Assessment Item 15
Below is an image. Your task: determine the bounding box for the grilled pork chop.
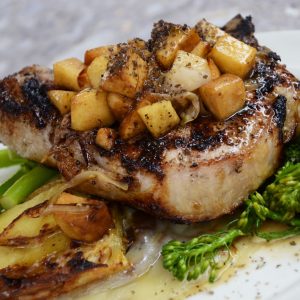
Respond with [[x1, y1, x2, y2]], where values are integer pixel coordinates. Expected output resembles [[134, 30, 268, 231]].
[[0, 15, 299, 222]]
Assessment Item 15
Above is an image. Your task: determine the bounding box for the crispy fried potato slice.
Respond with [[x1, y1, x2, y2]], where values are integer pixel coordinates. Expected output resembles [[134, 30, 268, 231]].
[[0, 191, 128, 299]]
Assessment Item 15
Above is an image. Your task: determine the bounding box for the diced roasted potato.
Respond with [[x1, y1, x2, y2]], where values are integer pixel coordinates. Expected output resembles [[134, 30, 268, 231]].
[[128, 38, 147, 49], [155, 27, 200, 69], [191, 40, 211, 58], [78, 68, 91, 89], [71, 89, 115, 131], [179, 28, 201, 52], [199, 74, 246, 120], [207, 58, 221, 80], [84, 45, 117, 65], [137, 100, 180, 137], [209, 35, 257, 78], [107, 93, 133, 121], [53, 58, 85, 91], [101, 48, 148, 98], [96, 128, 117, 150], [47, 90, 76, 114], [165, 50, 211, 91], [119, 100, 151, 140], [195, 19, 226, 45], [87, 55, 110, 89], [128, 38, 151, 59], [53, 193, 113, 242]]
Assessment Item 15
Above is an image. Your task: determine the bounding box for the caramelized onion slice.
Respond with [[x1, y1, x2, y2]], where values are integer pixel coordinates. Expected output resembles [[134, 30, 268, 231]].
[[50, 192, 114, 242]]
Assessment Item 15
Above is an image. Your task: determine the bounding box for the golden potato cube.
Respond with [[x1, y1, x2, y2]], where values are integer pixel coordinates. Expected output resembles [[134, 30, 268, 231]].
[[101, 49, 148, 98], [199, 74, 246, 120], [95, 128, 117, 150], [155, 27, 200, 69], [179, 28, 201, 52], [128, 38, 151, 59], [209, 35, 257, 78], [207, 58, 221, 80], [47, 90, 76, 115], [84, 45, 117, 65], [53, 58, 85, 91], [119, 111, 146, 140], [71, 89, 115, 131], [191, 40, 211, 58], [165, 50, 211, 91], [118, 100, 151, 140], [137, 100, 180, 137], [78, 68, 91, 89], [87, 55, 110, 89], [107, 93, 133, 121]]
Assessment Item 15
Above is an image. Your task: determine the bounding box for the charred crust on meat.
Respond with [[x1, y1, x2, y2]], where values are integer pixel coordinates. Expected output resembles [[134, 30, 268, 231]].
[[272, 95, 287, 142], [0, 67, 59, 129], [268, 51, 281, 62], [250, 60, 281, 99], [21, 77, 57, 128]]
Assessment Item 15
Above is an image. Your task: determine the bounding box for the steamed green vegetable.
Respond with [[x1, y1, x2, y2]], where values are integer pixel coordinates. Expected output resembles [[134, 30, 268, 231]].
[[0, 165, 31, 196], [162, 138, 300, 282], [0, 149, 58, 210], [0, 166, 57, 209], [0, 149, 26, 168]]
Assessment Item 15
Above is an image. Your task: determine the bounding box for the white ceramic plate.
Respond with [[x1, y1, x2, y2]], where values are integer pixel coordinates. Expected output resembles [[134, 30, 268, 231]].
[[0, 31, 300, 300]]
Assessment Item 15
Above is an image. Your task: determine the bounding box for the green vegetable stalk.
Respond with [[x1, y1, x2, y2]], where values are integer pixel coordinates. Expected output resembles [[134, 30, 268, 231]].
[[0, 149, 26, 168], [0, 148, 58, 210], [0, 166, 57, 209], [162, 138, 300, 282]]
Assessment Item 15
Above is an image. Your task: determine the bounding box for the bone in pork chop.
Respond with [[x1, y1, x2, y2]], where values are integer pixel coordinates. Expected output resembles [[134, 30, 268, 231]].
[[0, 15, 299, 222]]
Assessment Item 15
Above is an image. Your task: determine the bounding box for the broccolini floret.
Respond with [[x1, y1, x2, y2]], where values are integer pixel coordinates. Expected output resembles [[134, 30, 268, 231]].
[[162, 138, 300, 282]]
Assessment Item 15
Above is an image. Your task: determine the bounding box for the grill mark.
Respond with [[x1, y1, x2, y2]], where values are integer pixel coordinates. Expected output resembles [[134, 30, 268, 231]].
[[66, 251, 100, 273], [21, 77, 58, 128], [0, 72, 59, 129], [250, 60, 281, 99]]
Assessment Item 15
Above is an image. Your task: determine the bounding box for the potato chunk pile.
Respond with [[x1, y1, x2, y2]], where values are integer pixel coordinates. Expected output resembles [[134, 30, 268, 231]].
[[49, 20, 257, 148]]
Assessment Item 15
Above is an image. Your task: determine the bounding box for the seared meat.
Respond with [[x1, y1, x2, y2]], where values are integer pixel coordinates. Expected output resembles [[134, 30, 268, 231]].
[[0, 16, 299, 223]]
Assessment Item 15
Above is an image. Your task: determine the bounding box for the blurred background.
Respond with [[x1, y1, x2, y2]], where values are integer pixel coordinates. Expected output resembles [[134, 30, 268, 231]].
[[0, 0, 299, 77]]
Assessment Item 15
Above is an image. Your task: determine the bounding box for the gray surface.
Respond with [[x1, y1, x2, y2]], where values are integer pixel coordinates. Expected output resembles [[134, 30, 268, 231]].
[[0, 0, 299, 77]]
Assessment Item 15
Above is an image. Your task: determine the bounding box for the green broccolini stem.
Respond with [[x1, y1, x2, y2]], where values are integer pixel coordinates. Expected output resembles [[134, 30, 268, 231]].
[[0, 166, 57, 209], [0, 149, 26, 168], [162, 137, 300, 283], [257, 227, 300, 241], [0, 165, 31, 196]]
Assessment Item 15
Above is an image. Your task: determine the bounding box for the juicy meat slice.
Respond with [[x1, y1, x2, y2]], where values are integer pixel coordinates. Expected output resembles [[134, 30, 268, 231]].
[[0, 17, 299, 223]]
